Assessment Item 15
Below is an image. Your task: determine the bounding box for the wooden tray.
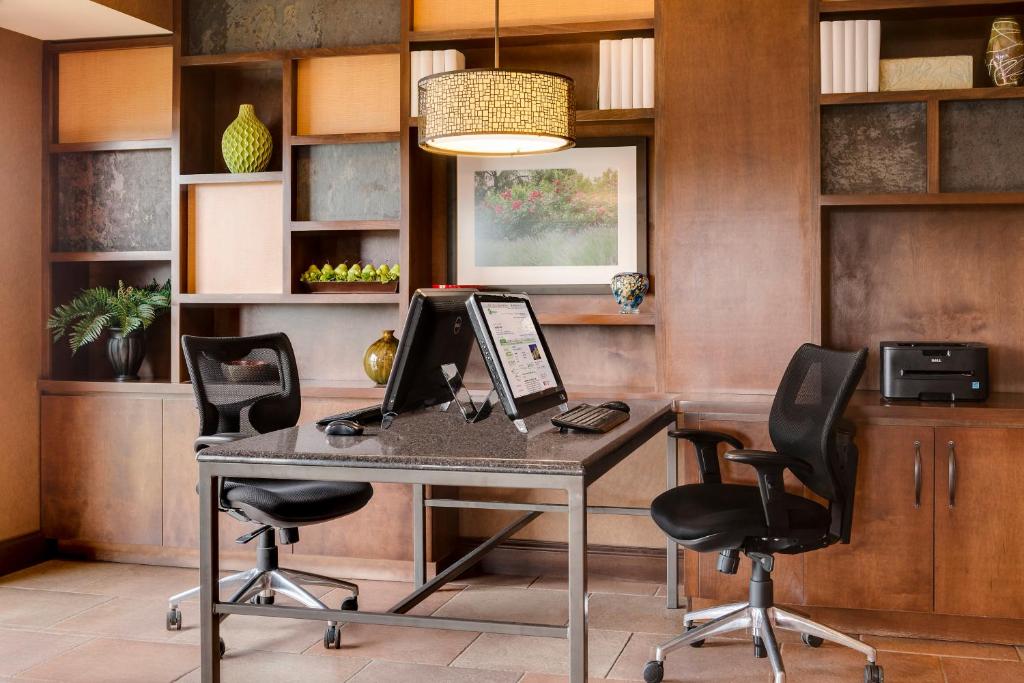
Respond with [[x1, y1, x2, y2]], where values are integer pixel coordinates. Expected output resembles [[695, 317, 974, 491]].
[[303, 280, 399, 293]]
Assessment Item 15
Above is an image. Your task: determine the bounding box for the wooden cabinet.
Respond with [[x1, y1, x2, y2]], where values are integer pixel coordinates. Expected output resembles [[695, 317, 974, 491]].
[[934, 427, 1024, 619], [41, 395, 163, 545], [804, 425, 934, 612]]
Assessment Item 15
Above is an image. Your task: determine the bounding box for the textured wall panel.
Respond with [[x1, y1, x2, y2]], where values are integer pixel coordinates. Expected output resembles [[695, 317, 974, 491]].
[[941, 99, 1024, 192], [187, 0, 400, 55], [294, 143, 400, 221], [413, 0, 653, 31], [296, 54, 401, 135], [55, 150, 171, 252], [821, 103, 927, 194]]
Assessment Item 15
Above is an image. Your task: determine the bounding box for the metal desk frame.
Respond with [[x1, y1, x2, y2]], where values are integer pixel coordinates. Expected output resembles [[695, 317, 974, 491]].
[[197, 418, 675, 683]]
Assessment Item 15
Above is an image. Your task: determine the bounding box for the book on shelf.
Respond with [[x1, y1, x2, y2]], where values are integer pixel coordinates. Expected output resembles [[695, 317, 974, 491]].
[[599, 37, 655, 110], [410, 49, 466, 117], [821, 19, 879, 94]]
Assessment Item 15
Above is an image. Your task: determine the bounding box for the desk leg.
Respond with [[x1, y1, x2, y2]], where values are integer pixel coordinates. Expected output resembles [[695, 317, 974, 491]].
[[199, 466, 221, 683], [412, 484, 426, 588], [666, 434, 680, 610], [567, 480, 588, 683]]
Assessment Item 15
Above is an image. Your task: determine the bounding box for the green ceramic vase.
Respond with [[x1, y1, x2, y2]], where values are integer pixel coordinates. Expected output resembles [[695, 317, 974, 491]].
[[363, 329, 399, 386], [221, 104, 273, 173]]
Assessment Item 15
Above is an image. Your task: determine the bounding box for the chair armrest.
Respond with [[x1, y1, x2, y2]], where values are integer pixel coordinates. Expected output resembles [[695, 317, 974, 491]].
[[724, 449, 808, 533], [668, 429, 745, 484], [194, 434, 247, 453]]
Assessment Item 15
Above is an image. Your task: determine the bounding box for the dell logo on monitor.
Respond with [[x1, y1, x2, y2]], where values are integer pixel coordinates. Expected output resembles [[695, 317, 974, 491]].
[[453, 316, 463, 335]]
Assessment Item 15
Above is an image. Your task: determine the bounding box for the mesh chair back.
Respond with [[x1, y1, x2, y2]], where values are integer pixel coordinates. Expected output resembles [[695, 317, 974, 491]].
[[181, 333, 301, 437], [768, 343, 867, 502]]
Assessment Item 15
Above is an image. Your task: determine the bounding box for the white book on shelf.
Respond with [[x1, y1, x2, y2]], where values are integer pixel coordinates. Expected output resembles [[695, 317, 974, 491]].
[[843, 21, 856, 92], [832, 20, 845, 93], [610, 40, 622, 109], [599, 40, 612, 109], [642, 37, 654, 108], [632, 38, 643, 110], [855, 20, 869, 92], [416, 51, 433, 116], [820, 22, 833, 94], [443, 49, 463, 72], [411, 50, 423, 117], [868, 20, 881, 92], [431, 50, 445, 76], [620, 38, 633, 108]]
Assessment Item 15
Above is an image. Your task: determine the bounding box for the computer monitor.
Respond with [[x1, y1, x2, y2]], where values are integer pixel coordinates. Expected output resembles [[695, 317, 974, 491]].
[[464, 292, 568, 423], [382, 288, 477, 417]]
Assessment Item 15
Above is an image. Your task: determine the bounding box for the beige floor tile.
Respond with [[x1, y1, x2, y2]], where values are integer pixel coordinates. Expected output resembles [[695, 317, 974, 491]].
[[785, 646, 943, 682], [16, 637, 198, 683], [607, 632, 768, 683], [653, 585, 685, 599], [0, 561, 199, 601], [0, 628, 91, 677], [519, 674, 638, 683], [451, 573, 538, 589], [347, 660, 522, 682], [531, 575, 660, 596], [175, 649, 369, 683], [305, 624, 481, 666], [861, 634, 1019, 661], [0, 587, 111, 629], [942, 657, 1024, 683], [49, 597, 188, 642], [587, 593, 683, 636], [432, 587, 568, 626], [172, 615, 324, 654], [320, 578, 463, 616], [451, 629, 630, 677]]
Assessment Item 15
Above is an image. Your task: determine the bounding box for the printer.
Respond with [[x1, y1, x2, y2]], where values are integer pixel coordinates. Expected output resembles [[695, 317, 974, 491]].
[[880, 342, 989, 402]]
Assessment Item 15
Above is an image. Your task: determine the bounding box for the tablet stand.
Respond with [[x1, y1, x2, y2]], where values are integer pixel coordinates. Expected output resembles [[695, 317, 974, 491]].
[[440, 364, 501, 426]]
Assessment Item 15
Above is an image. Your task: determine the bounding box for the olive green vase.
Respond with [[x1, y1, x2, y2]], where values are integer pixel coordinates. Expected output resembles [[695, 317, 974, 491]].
[[363, 330, 399, 386], [221, 104, 273, 173]]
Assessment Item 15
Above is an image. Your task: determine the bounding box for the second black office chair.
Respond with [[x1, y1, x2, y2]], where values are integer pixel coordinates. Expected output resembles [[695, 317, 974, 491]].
[[643, 344, 879, 683], [165, 333, 373, 650]]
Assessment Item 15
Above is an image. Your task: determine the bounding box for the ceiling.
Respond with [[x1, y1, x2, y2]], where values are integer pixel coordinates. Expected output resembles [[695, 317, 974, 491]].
[[0, 0, 169, 41]]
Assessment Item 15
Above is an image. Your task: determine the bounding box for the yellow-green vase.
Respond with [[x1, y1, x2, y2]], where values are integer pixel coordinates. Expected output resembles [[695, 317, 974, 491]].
[[363, 330, 399, 386], [221, 104, 272, 173]]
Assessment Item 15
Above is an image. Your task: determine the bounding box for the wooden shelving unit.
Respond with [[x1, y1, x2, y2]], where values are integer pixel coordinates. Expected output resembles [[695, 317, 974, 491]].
[[408, 18, 653, 47], [177, 293, 403, 305], [49, 139, 172, 153], [48, 251, 172, 262], [289, 220, 401, 232], [537, 313, 656, 326], [821, 86, 1024, 106], [819, 0, 1019, 14], [290, 132, 400, 146], [177, 172, 284, 185], [821, 192, 1024, 206]]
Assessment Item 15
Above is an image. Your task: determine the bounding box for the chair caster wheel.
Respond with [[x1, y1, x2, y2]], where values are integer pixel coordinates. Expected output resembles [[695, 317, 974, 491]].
[[864, 663, 884, 683], [341, 596, 358, 611], [642, 660, 664, 683], [252, 594, 275, 605], [685, 623, 705, 648], [324, 624, 342, 649], [166, 608, 181, 631], [802, 633, 824, 648], [753, 635, 766, 658], [219, 638, 226, 657]]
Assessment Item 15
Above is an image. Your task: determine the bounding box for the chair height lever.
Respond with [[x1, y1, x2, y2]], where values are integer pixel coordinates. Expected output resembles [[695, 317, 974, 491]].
[[235, 525, 273, 544]]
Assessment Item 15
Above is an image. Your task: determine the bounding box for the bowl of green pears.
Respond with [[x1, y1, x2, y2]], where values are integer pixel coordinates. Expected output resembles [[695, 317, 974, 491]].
[[300, 262, 400, 293]]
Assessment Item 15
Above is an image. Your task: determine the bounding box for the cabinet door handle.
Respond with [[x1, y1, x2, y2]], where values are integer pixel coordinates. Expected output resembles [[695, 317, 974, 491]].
[[947, 440, 957, 509], [913, 440, 922, 508]]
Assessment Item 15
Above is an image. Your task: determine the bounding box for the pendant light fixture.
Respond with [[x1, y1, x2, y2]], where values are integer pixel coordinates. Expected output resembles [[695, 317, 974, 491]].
[[417, 0, 576, 156]]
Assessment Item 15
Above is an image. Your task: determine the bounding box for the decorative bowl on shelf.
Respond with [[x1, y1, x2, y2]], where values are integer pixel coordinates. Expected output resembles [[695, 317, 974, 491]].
[[221, 359, 278, 383], [303, 280, 399, 294], [611, 272, 650, 314]]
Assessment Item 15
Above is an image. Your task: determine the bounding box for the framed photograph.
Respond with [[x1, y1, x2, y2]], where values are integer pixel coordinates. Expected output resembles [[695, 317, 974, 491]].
[[450, 137, 647, 293]]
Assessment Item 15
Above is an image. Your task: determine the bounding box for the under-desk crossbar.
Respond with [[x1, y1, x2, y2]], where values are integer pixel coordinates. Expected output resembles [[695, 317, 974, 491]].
[[425, 498, 650, 516]]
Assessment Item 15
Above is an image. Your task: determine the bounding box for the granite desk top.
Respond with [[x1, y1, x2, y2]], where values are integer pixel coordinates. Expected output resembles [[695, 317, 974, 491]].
[[198, 399, 675, 476]]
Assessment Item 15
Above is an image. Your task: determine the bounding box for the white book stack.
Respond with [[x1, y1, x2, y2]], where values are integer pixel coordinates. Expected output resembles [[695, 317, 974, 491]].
[[820, 20, 880, 94], [410, 49, 466, 117], [599, 37, 654, 109]]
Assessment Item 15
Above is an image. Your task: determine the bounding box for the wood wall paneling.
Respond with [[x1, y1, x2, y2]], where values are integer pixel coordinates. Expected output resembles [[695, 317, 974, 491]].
[[57, 47, 172, 143], [656, 0, 815, 394], [940, 99, 1024, 192], [821, 103, 927, 194], [94, 0, 174, 31], [0, 27, 41, 543], [187, 182, 284, 294], [412, 0, 654, 31], [293, 143, 401, 221], [296, 55, 401, 135]]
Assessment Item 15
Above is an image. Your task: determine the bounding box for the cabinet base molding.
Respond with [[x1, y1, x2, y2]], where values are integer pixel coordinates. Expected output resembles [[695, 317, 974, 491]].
[[0, 533, 51, 577]]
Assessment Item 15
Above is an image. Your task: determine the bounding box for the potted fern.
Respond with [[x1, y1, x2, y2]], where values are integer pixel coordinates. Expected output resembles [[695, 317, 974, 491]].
[[47, 279, 171, 381]]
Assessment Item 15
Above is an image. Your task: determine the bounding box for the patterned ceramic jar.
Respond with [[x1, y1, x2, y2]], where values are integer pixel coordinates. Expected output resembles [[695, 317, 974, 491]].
[[610, 272, 650, 314], [987, 17, 1024, 87], [363, 329, 399, 385]]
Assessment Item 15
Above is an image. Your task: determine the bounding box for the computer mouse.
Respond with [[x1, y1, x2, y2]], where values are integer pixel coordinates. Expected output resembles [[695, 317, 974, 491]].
[[600, 401, 630, 414], [325, 419, 364, 436]]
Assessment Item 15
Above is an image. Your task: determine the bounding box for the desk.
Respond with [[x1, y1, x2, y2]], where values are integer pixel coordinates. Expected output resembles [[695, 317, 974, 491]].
[[196, 399, 674, 683]]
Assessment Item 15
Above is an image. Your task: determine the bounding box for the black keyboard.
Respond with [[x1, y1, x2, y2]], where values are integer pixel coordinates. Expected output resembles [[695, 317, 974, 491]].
[[317, 403, 384, 427], [551, 404, 629, 434]]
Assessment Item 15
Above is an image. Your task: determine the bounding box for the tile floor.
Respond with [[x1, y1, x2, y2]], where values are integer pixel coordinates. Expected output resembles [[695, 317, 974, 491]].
[[0, 560, 1021, 681]]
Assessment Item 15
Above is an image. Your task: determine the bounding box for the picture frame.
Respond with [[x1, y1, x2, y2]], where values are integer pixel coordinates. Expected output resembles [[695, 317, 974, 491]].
[[448, 137, 648, 294]]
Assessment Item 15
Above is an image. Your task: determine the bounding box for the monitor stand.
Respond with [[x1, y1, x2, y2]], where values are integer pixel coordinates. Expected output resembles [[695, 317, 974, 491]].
[[440, 364, 500, 426]]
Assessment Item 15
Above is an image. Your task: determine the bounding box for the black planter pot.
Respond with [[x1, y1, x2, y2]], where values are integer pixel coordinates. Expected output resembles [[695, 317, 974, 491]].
[[107, 328, 146, 381]]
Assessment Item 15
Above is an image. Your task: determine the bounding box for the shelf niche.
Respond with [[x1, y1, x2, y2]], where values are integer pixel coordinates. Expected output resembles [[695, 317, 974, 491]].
[[940, 99, 1024, 193], [296, 54, 401, 136], [289, 231, 399, 294], [293, 143, 401, 222], [412, 0, 653, 32]]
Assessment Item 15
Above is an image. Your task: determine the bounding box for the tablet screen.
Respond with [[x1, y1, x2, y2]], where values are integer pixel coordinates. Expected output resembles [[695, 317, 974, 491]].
[[479, 301, 558, 399]]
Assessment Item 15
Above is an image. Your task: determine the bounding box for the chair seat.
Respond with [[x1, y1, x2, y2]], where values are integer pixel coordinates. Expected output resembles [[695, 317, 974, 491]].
[[650, 483, 829, 553], [223, 479, 373, 527]]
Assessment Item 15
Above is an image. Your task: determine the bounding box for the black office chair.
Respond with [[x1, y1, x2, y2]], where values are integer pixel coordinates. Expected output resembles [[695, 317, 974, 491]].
[[165, 333, 373, 650], [643, 344, 880, 683]]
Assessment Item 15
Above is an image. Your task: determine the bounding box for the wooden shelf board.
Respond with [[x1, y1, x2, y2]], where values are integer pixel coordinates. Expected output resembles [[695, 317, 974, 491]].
[[177, 293, 403, 305], [409, 18, 654, 47], [289, 220, 401, 232], [290, 132, 400, 146], [821, 192, 1024, 206], [819, 0, 1022, 15], [180, 44, 401, 68], [49, 250, 172, 263], [39, 379, 189, 395], [821, 87, 1024, 106], [177, 172, 284, 185], [537, 312, 656, 326], [49, 139, 172, 154], [409, 108, 654, 128]]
